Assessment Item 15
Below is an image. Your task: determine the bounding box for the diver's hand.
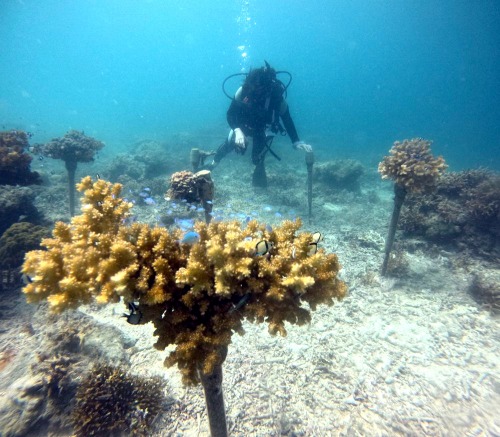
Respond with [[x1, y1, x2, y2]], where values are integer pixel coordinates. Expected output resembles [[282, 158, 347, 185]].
[[293, 141, 313, 153], [233, 128, 246, 151]]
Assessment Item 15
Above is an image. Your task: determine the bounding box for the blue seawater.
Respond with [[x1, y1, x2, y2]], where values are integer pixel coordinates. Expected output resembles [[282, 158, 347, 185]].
[[0, 0, 498, 169]]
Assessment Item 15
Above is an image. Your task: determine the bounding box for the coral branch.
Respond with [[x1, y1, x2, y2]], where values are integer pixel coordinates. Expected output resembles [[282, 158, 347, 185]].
[[23, 177, 346, 385], [378, 138, 447, 193]]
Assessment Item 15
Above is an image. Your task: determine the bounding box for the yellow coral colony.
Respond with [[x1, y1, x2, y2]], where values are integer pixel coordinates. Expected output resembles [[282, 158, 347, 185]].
[[23, 177, 347, 385], [378, 138, 447, 192]]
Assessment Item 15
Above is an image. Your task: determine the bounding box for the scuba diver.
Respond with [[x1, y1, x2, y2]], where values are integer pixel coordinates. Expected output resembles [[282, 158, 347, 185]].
[[209, 61, 313, 187]]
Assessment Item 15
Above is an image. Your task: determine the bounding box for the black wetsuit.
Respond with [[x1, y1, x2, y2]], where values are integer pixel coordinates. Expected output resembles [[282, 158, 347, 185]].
[[214, 83, 301, 167]]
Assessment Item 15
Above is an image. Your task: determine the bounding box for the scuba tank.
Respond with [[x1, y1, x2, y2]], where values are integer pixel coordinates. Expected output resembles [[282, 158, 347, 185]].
[[222, 61, 292, 101]]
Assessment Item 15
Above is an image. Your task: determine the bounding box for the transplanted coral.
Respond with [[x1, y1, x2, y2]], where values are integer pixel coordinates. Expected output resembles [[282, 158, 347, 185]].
[[36, 130, 104, 164], [0, 130, 41, 185], [34, 130, 104, 216], [378, 138, 447, 192], [379, 138, 448, 275], [167, 170, 214, 204], [23, 176, 346, 385], [167, 170, 215, 221]]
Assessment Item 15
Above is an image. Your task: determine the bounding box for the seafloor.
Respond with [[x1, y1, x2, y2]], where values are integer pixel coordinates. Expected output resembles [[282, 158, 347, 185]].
[[0, 134, 499, 436]]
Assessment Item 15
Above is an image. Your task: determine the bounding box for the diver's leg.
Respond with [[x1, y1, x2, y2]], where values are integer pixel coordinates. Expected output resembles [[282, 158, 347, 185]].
[[251, 130, 267, 188], [209, 130, 236, 169]]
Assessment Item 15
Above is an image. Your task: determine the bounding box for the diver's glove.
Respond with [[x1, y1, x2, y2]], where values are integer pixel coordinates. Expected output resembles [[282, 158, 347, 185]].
[[293, 141, 313, 153], [233, 128, 246, 152]]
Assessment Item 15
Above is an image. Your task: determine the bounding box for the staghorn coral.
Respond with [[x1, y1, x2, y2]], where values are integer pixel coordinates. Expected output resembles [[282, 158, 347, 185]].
[[72, 363, 166, 437], [465, 174, 500, 223], [378, 138, 447, 193], [400, 169, 500, 256], [0, 130, 41, 186], [23, 176, 346, 385], [34, 130, 104, 216], [437, 168, 491, 197]]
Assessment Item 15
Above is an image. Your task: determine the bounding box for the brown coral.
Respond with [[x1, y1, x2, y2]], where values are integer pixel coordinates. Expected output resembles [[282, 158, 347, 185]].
[[35, 130, 104, 164], [400, 169, 500, 256], [378, 138, 447, 192], [167, 170, 215, 221], [0, 130, 41, 186], [72, 363, 166, 437], [23, 176, 346, 385], [33, 130, 105, 216], [167, 170, 214, 203], [0, 222, 50, 269]]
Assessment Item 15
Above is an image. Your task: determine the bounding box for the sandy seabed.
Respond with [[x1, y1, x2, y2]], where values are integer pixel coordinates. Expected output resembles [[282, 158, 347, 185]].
[[0, 156, 498, 437]]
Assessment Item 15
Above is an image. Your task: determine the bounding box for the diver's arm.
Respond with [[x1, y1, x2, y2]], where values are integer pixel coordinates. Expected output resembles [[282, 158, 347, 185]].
[[226, 87, 243, 130], [280, 99, 313, 152], [226, 87, 246, 149], [279, 100, 300, 144]]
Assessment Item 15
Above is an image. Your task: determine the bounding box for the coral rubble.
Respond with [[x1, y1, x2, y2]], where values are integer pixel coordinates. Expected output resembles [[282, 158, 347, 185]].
[[0, 353, 80, 436], [378, 138, 447, 193], [23, 176, 346, 385], [0, 130, 41, 186]]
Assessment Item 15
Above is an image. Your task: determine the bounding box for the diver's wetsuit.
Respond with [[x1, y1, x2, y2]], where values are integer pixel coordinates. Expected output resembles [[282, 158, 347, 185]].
[[213, 83, 301, 186]]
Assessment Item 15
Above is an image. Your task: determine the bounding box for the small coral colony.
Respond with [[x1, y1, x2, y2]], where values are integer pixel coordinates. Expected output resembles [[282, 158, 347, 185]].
[[1, 128, 499, 434]]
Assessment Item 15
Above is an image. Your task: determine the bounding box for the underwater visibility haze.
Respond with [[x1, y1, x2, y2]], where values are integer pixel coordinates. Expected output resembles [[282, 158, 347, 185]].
[[0, 1, 499, 436], [1, 0, 499, 168]]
